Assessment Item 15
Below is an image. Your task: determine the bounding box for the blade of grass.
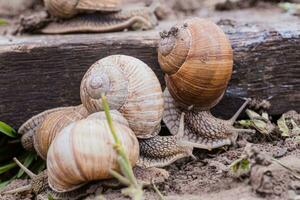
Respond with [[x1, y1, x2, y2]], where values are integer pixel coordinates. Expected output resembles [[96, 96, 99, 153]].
[[152, 181, 166, 200], [0, 175, 17, 190], [109, 169, 130, 186], [48, 194, 55, 200], [17, 153, 36, 178], [101, 94, 143, 199], [0, 180, 10, 190], [0, 162, 17, 175], [0, 121, 17, 138], [101, 95, 138, 186], [0, 18, 7, 26]]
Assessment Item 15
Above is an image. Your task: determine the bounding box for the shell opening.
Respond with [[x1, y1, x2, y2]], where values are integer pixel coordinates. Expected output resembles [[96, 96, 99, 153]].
[[86, 73, 110, 99]]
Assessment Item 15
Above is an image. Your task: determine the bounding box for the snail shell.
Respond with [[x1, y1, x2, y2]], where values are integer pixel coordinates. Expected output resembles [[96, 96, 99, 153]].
[[158, 17, 233, 110], [19, 106, 71, 151], [44, 0, 122, 18], [80, 55, 164, 138], [33, 105, 89, 159], [47, 110, 139, 192]]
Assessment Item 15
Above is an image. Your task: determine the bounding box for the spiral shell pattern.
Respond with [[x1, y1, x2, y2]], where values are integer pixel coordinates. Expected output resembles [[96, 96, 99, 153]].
[[44, 0, 122, 18], [44, 0, 79, 18], [158, 18, 233, 110], [47, 115, 139, 192], [34, 105, 89, 159], [80, 55, 164, 138]]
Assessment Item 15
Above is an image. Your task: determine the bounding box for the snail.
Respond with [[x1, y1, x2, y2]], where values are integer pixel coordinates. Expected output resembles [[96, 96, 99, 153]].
[[158, 18, 255, 150], [19, 105, 89, 159], [80, 55, 194, 167], [18, 55, 194, 169], [2, 111, 174, 199], [2, 158, 170, 200], [41, 2, 158, 34], [80, 55, 164, 139], [47, 110, 139, 192], [43, 0, 122, 19]]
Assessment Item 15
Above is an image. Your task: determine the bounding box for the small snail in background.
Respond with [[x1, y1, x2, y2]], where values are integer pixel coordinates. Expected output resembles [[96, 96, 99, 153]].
[[43, 0, 122, 18], [40, 0, 159, 34], [158, 18, 255, 150], [18, 105, 89, 159]]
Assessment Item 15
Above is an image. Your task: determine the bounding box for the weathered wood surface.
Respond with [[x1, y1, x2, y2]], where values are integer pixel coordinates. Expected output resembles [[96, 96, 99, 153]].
[[0, 16, 299, 128]]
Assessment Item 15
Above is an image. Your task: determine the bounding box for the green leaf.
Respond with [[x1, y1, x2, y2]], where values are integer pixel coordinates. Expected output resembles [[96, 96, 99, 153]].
[[0, 180, 10, 189], [0, 162, 17, 175], [0, 18, 7, 26], [152, 181, 166, 200], [0, 121, 17, 138], [238, 120, 252, 127], [252, 119, 268, 135], [277, 115, 290, 137], [48, 194, 55, 200], [17, 153, 36, 178], [229, 158, 250, 175], [0, 175, 18, 190], [291, 119, 300, 133], [261, 112, 269, 120], [245, 109, 261, 120]]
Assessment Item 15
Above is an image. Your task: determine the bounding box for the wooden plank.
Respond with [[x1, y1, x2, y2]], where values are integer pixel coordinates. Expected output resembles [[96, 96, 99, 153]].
[[0, 17, 299, 128]]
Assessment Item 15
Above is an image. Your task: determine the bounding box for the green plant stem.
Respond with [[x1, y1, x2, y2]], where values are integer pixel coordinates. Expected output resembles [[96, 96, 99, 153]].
[[101, 94, 142, 198], [109, 169, 130, 186], [152, 181, 166, 200], [0, 162, 17, 175]]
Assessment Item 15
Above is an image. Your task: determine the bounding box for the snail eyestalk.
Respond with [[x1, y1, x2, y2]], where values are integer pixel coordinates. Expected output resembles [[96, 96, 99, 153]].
[[228, 99, 251, 124], [13, 157, 36, 178], [101, 94, 143, 200]]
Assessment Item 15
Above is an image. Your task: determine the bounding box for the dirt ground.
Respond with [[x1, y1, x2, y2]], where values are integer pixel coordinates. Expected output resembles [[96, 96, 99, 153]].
[[2, 128, 299, 200], [92, 137, 300, 200]]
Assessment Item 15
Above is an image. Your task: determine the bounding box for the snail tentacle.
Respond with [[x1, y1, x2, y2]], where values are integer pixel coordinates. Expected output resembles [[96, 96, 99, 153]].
[[163, 88, 255, 150], [2, 158, 48, 196], [13, 158, 36, 178], [228, 98, 251, 124], [137, 112, 194, 168]]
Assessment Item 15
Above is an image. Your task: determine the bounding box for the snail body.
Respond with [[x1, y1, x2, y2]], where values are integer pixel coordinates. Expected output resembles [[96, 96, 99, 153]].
[[159, 18, 255, 149], [41, 4, 158, 34], [80, 55, 164, 139], [44, 0, 122, 18]]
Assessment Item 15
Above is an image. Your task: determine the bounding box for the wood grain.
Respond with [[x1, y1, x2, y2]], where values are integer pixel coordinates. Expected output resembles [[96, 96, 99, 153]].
[[0, 18, 299, 128]]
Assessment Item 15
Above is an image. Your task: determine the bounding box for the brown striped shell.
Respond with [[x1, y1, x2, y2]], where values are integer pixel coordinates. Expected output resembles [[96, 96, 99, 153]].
[[158, 17, 233, 110], [43, 0, 122, 18], [18, 106, 86, 152], [80, 55, 164, 139], [33, 105, 89, 159], [47, 111, 139, 192]]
